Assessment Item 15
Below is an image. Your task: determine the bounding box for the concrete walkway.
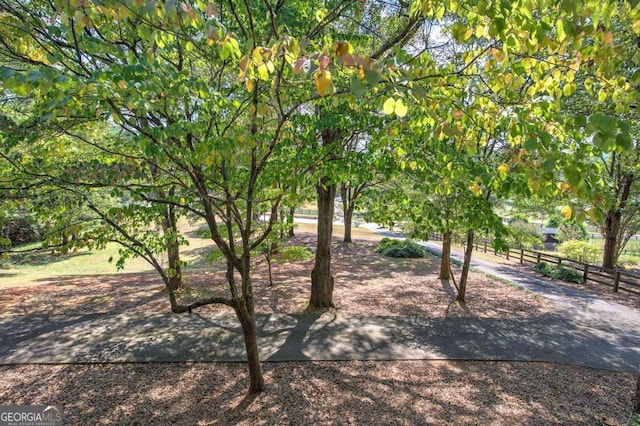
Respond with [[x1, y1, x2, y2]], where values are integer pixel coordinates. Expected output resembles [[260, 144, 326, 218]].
[[1, 309, 638, 372], [0, 229, 638, 373]]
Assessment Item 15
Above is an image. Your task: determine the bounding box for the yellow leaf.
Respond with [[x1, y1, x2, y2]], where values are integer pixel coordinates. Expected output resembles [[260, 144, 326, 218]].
[[498, 164, 509, 175], [245, 79, 254, 93], [561, 205, 573, 219], [1, 253, 8, 260], [394, 99, 408, 118], [257, 63, 269, 80], [383, 98, 396, 115], [313, 70, 332, 97], [252, 47, 263, 64], [469, 182, 483, 196], [333, 41, 351, 58]]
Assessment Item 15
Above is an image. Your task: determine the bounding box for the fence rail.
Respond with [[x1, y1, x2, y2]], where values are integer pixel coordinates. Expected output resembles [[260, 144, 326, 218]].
[[428, 234, 640, 295]]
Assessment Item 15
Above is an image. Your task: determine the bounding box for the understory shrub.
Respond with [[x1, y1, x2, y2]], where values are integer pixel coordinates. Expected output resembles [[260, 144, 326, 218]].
[[0, 216, 41, 245], [275, 246, 314, 262], [533, 262, 583, 283], [533, 261, 550, 274], [375, 238, 425, 258]]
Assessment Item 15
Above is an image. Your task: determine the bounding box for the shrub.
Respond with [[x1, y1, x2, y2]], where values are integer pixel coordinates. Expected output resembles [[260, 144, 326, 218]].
[[275, 246, 314, 262], [375, 238, 425, 258], [548, 266, 583, 283], [533, 262, 583, 283], [533, 262, 550, 274], [0, 216, 41, 245], [617, 255, 640, 269], [558, 240, 599, 263]]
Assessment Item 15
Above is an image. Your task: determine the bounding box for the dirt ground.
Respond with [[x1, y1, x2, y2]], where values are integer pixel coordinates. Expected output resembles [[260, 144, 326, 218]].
[[0, 233, 637, 425]]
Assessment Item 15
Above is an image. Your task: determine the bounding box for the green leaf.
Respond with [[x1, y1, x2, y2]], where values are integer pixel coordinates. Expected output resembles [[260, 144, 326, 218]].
[[589, 112, 616, 134], [615, 133, 632, 151], [562, 83, 576, 97], [349, 76, 367, 97], [556, 19, 566, 42], [365, 69, 380, 87]]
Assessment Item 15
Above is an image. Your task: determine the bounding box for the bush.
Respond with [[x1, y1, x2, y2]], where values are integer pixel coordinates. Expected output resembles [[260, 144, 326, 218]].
[[548, 266, 583, 283], [375, 238, 425, 258], [618, 254, 640, 269], [558, 240, 599, 263], [533, 262, 550, 274], [533, 262, 583, 283], [275, 246, 314, 262], [0, 216, 41, 245]]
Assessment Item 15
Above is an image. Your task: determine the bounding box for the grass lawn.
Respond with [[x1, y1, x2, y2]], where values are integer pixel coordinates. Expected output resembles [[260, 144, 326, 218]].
[[0, 220, 384, 290]]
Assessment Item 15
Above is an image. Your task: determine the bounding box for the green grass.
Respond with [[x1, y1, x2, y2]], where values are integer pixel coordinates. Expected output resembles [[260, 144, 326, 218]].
[[0, 243, 157, 288], [584, 237, 640, 255]]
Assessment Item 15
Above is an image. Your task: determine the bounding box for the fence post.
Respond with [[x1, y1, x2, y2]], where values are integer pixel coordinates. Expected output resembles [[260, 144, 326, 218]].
[[583, 264, 589, 282], [484, 242, 487, 253], [506, 249, 510, 260], [536, 252, 541, 263], [520, 249, 524, 264], [613, 270, 620, 293], [557, 257, 562, 266]]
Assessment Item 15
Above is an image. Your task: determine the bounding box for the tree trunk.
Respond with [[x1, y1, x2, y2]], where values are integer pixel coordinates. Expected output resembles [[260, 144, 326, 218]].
[[343, 206, 354, 244], [602, 208, 620, 269], [232, 258, 265, 393], [288, 206, 295, 237], [266, 252, 273, 286], [341, 184, 353, 244], [602, 174, 633, 269], [310, 179, 336, 308], [457, 229, 475, 302], [439, 230, 452, 280], [236, 298, 265, 393], [161, 204, 182, 291]]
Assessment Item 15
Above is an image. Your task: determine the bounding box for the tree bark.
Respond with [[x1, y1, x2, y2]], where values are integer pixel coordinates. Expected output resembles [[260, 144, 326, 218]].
[[231, 258, 265, 393], [236, 297, 265, 393], [343, 206, 354, 244], [341, 184, 353, 244], [310, 178, 336, 308], [602, 174, 633, 269], [457, 229, 475, 302], [288, 206, 295, 237], [161, 203, 182, 291], [439, 230, 452, 280], [602, 209, 621, 269]]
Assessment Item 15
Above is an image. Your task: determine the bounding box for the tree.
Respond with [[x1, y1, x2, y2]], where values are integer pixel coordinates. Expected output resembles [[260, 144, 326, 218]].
[[304, 0, 422, 308], [0, 0, 413, 393]]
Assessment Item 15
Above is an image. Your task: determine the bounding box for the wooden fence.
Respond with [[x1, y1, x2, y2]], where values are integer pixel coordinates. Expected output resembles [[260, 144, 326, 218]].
[[428, 234, 640, 295]]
